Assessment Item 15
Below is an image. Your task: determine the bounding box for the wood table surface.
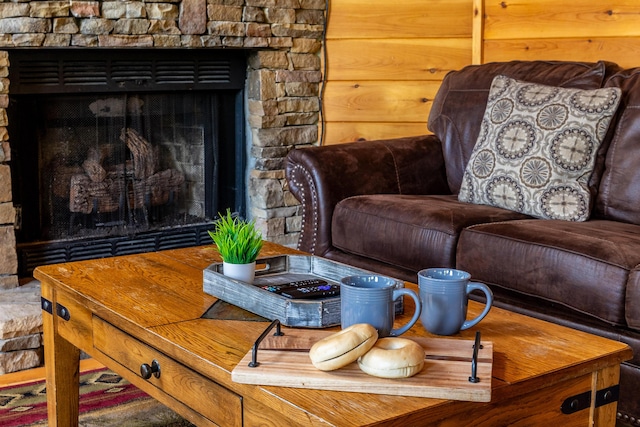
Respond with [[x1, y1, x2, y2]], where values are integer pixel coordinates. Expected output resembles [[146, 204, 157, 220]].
[[34, 241, 632, 426]]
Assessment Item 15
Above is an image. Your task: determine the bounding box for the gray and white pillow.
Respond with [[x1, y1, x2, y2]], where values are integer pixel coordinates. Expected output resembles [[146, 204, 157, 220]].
[[458, 75, 621, 221]]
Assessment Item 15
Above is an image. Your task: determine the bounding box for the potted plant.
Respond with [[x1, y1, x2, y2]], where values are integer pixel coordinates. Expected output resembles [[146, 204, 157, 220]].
[[208, 209, 263, 283]]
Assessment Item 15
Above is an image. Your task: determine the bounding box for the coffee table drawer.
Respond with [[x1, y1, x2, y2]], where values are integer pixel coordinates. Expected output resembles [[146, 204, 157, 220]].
[[93, 317, 241, 427]]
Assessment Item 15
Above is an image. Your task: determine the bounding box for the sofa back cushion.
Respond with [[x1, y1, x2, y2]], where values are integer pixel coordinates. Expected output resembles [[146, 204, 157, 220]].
[[596, 68, 640, 225], [428, 60, 619, 194]]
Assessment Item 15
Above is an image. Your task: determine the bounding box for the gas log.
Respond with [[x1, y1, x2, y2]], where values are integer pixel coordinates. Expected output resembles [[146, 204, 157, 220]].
[[69, 128, 184, 215]]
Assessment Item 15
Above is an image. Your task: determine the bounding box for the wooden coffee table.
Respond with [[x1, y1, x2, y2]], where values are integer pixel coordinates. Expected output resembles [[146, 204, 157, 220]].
[[35, 242, 632, 426]]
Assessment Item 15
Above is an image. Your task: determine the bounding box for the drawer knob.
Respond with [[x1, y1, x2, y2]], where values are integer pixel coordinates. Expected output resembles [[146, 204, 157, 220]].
[[140, 359, 161, 379]]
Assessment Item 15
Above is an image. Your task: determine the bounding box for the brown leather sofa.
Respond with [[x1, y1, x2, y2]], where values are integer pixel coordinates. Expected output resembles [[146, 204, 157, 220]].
[[285, 60, 640, 426]]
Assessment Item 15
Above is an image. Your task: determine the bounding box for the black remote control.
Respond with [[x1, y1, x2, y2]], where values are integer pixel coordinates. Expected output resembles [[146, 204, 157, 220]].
[[280, 283, 340, 299], [261, 279, 329, 294]]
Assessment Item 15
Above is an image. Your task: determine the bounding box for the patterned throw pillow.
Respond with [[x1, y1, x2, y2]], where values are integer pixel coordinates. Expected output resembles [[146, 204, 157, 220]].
[[458, 75, 621, 221]]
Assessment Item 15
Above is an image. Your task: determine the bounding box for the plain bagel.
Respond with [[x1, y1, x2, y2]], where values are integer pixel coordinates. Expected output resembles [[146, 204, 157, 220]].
[[357, 337, 425, 379], [309, 323, 378, 371]]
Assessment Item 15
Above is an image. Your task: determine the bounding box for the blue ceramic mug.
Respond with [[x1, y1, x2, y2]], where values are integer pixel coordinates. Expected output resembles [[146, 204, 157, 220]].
[[340, 275, 422, 337], [418, 268, 493, 336]]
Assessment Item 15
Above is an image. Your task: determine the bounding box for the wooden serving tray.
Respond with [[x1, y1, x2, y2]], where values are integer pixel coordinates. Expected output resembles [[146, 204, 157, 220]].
[[232, 328, 493, 402]]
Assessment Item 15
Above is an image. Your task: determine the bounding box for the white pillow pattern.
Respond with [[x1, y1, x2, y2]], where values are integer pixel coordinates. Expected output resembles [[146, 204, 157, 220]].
[[458, 75, 621, 221]]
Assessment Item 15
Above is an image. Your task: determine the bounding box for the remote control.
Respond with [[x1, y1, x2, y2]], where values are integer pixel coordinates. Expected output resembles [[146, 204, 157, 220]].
[[280, 283, 340, 299], [261, 279, 329, 293]]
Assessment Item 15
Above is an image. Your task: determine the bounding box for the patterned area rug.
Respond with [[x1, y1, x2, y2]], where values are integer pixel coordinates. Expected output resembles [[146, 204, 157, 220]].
[[0, 367, 194, 427]]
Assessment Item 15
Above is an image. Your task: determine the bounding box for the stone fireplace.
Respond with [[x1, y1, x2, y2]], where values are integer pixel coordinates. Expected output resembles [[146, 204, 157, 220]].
[[0, 0, 325, 284], [0, 0, 324, 373]]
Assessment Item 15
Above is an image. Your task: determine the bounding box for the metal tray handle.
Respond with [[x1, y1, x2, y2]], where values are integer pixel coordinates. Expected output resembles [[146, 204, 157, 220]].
[[248, 319, 284, 367]]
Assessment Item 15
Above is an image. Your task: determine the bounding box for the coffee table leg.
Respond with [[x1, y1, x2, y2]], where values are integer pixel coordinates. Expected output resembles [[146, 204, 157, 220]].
[[42, 283, 81, 427], [591, 364, 622, 426]]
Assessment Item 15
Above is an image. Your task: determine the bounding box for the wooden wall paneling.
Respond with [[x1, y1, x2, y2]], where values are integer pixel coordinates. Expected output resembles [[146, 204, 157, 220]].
[[480, 0, 640, 67], [322, 0, 640, 145], [322, 0, 474, 143], [327, 0, 472, 39], [322, 80, 441, 123], [320, 74, 455, 144], [321, 80, 441, 144], [483, 38, 640, 68], [484, 0, 640, 40], [325, 39, 471, 81], [322, 123, 430, 145], [472, 0, 484, 64]]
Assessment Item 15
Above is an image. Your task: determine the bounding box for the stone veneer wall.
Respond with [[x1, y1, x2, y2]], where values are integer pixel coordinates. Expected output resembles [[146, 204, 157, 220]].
[[0, 0, 323, 289]]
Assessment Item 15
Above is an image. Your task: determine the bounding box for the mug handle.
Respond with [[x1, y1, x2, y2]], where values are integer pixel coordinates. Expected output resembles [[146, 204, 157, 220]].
[[390, 288, 422, 336], [461, 282, 493, 331]]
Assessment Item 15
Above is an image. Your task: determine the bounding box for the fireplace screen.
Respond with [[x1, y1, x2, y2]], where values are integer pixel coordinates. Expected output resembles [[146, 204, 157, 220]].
[[38, 92, 212, 239], [8, 49, 247, 274]]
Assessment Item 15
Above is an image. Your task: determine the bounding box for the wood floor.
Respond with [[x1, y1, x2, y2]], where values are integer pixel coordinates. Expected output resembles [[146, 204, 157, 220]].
[[0, 358, 104, 388]]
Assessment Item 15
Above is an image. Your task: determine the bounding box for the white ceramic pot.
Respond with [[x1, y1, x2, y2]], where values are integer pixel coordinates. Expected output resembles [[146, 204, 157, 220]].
[[223, 261, 256, 284]]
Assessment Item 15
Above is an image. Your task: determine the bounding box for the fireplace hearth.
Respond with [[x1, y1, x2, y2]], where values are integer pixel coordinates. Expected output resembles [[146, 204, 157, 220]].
[[9, 49, 248, 275]]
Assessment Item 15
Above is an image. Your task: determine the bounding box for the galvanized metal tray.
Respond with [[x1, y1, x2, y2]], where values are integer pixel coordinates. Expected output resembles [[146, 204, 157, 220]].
[[203, 255, 404, 328]]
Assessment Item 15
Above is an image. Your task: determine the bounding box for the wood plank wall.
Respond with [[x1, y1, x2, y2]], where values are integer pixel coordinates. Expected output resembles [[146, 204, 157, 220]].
[[322, 0, 640, 145], [322, 0, 473, 144], [479, 0, 640, 66]]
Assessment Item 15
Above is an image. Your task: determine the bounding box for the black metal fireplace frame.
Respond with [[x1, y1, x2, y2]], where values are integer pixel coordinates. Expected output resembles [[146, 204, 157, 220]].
[[8, 48, 248, 94]]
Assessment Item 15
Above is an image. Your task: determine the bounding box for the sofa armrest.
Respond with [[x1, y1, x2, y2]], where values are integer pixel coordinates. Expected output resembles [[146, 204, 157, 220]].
[[285, 134, 449, 255]]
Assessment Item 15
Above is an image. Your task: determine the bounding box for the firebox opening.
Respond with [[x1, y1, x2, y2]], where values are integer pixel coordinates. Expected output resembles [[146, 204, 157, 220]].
[[7, 49, 249, 276]]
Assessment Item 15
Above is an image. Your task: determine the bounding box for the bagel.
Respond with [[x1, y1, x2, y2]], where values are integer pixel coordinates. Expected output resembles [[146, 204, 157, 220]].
[[357, 337, 425, 379], [309, 323, 378, 371]]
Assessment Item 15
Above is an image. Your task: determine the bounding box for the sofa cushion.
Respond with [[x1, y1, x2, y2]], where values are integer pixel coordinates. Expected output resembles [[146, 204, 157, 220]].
[[627, 268, 640, 330], [457, 219, 640, 327], [596, 68, 640, 225], [427, 60, 621, 194], [331, 194, 529, 273], [459, 75, 621, 221]]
